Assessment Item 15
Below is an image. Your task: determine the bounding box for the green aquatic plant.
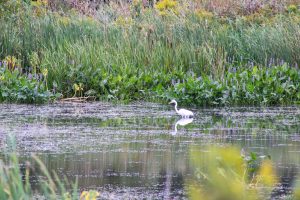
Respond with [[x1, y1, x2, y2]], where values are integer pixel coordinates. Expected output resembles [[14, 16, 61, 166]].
[[162, 65, 300, 106], [0, 66, 57, 103]]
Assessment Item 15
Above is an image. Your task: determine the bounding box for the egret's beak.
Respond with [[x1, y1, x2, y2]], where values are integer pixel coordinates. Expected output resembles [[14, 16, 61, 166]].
[[169, 101, 173, 104]]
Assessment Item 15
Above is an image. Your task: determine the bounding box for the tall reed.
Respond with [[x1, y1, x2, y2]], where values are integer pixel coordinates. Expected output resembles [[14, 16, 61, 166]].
[[0, 2, 299, 104]]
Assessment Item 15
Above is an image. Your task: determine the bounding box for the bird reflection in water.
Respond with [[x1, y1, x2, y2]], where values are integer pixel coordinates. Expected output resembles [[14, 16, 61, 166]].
[[171, 118, 194, 135]]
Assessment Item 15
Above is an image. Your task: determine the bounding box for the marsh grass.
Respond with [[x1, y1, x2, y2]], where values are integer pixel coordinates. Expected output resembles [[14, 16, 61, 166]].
[[0, 136, 99, 200], [0, 153, 78, 200], [0, 1, 299, 104]]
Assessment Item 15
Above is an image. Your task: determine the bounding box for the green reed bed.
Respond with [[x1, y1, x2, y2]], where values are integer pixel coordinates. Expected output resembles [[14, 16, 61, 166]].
[[0, 1, 299, 105]]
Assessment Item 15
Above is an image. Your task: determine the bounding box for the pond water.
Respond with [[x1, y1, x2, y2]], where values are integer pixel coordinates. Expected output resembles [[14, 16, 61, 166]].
[[0, 102, 300, 199]]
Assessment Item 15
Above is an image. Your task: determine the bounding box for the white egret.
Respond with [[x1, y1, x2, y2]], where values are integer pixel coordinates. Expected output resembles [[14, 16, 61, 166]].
[[169, 100, 194, 118]]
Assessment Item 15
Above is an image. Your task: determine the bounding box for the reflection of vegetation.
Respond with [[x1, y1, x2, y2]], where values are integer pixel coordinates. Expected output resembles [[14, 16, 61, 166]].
[[18, 107, 300, 135], [23, 116, 177, 129], [187, 146, 300, 200], [206, 112, 300, 135]]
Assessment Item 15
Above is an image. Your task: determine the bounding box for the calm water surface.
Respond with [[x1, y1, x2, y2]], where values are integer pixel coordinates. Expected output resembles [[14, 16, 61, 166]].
[[0, 102, 300, 199]]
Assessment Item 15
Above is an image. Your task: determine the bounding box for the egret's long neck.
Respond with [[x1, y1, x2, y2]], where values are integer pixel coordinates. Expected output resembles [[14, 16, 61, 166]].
[[174, 102, 179, 113]]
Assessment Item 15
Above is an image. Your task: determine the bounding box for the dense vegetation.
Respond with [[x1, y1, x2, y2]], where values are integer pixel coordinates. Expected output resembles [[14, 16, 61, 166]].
[[0, 0, 300, 105]]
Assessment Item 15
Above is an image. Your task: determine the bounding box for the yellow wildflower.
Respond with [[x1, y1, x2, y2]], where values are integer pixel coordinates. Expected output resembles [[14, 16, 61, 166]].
[[80, 190, 100, 200], [42, 68, 48, 77], [257, 160, 278, 187], [73, 83, 80, 93], [4, 56, 19, 71], [78, 83, 84, 92], [155, 0, 178, 16], [155, 0, 177, 11], [73, 83, 84, 97]]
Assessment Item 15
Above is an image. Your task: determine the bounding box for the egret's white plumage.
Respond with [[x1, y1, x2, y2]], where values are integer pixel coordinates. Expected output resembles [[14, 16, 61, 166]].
[[175, 118, 193, 131], [169, 100, 194, 118], [171, 118, 194, 135]]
